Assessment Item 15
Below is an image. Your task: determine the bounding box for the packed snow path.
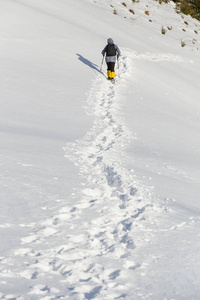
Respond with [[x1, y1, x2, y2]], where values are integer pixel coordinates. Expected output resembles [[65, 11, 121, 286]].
[[63, 51, 164, 298]]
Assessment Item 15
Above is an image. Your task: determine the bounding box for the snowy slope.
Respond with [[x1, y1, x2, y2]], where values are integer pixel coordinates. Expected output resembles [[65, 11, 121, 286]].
[[0, 0, 200, 299]]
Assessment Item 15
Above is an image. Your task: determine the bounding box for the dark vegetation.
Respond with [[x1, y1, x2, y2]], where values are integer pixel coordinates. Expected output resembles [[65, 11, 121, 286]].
[[159, 0, 200, 20], [176, 0, 200, 21]]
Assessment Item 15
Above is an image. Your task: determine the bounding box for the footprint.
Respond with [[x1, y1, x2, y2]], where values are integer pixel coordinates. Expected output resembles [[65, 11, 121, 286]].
[[109, 269, 121, 280], [84, 286, 102, 300]]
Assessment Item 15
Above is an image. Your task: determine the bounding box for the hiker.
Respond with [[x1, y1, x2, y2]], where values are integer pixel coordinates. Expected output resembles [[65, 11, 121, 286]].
[[101, 38, 121, 80]]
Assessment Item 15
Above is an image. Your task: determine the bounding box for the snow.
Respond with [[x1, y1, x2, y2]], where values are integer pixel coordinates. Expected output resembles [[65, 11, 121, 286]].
[[0, 0, 200, 299]]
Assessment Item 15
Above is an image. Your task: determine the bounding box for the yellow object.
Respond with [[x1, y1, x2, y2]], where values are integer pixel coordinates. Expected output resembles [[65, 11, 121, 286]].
[[111, 71, 115, 79], [107, 70, 111, 78]]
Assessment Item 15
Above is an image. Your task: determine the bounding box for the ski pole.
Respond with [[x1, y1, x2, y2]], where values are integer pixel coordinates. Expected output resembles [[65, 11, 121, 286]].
[[117, 57, 119, 69], [100, 55, 104, 72]]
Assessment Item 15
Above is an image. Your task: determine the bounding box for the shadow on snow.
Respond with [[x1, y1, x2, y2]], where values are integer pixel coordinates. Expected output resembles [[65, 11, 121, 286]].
[[76, 53, 102, 74]]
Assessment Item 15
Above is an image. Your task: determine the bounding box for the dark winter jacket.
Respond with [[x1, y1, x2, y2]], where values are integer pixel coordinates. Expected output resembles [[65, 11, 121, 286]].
[[101, 39, 121, 63]]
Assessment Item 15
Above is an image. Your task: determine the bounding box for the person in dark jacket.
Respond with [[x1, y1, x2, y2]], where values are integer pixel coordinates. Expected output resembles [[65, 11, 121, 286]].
[[101, 38, 121, 80]]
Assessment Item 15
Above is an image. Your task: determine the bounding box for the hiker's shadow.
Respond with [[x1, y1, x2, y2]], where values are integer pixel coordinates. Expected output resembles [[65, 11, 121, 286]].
[[76, 54, 102, 74]]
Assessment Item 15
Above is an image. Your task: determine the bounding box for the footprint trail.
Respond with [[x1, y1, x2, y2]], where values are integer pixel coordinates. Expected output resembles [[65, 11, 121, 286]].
[[62, 50, 161, 298]]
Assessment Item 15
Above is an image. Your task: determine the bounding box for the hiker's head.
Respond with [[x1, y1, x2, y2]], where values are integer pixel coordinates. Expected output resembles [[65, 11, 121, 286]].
[[107, 38, 114, 44]]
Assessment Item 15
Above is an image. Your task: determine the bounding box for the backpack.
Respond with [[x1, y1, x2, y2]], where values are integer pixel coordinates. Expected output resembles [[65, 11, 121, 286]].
[[106, 44, 116, 56]]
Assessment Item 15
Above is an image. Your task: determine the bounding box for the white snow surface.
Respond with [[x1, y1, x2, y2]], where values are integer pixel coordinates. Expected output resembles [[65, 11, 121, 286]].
[[1, 0, 200, 299]]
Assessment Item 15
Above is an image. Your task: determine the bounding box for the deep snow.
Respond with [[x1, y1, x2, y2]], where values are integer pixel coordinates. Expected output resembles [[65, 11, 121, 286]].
[[0, 0, 200, 299]]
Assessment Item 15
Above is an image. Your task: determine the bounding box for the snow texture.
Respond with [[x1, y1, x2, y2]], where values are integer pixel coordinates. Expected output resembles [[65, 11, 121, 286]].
[[0, 0, 200, 299]]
